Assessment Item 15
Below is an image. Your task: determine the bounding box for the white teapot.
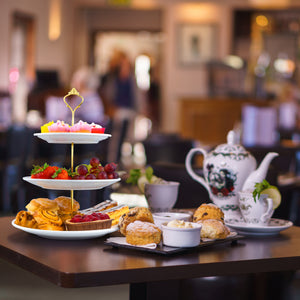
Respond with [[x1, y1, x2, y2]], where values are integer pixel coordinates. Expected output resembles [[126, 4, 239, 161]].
[[185, 131, 278, 220]]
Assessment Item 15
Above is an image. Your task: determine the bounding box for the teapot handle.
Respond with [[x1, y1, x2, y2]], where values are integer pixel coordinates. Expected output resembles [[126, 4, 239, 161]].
[[185, 148, 212, 198]]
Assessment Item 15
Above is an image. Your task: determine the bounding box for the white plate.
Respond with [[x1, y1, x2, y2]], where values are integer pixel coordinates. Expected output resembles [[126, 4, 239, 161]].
[[34, 132, 111, 144], [23, 176, 120, 190], [12, 219, 119, 240], [225, 218, 293, 236]]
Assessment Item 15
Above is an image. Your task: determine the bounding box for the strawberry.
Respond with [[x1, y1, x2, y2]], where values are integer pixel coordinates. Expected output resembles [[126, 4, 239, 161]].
[[43, 166, 59, 178], [31, 163, 49, 178], [52, 168, 70, 180]]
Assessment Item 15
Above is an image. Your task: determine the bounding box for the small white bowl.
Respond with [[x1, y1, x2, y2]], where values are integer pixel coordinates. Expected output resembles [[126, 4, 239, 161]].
[[153, 212, 192, 228], [161, 222, 202, 248]]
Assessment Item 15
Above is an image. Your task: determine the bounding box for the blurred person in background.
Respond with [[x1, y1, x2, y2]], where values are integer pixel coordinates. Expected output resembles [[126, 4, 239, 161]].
[[70, 66, 105, 125], [101, 50, 143, 162]]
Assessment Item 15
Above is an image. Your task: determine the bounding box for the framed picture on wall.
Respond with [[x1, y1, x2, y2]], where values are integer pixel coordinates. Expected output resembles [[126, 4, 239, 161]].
[[177, 23, 218, 66]]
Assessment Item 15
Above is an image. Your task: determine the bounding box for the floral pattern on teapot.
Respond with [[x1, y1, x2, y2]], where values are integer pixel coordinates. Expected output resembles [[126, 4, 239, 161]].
[[207, 164, 237, 197]]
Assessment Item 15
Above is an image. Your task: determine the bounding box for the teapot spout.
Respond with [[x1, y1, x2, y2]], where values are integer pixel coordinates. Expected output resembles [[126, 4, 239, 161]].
[[242, 152, 279, 191]]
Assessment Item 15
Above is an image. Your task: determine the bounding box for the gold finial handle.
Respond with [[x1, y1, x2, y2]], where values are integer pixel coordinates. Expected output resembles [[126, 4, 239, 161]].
[[63, 88, 84, 126]]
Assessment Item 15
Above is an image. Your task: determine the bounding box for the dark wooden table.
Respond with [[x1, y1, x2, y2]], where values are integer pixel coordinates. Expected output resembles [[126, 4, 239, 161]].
[[1, 216, 300, 299]]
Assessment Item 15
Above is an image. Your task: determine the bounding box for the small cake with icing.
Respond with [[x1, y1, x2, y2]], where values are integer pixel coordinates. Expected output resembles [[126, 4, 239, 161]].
[[126, 220, 161, 245], [119, 207, 154, 236], [70, 120, 91, 132], [193, 203, 224, 223], [47, 120, 70, 132]]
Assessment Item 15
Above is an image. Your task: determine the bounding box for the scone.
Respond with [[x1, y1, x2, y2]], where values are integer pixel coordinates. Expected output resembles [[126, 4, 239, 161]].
[[54, 196, 80, 222], [26, 198, 59, 213], [15, 210, 38, 229], [198, 219, 230, 239], [193, 203, 224, 223], [33, 210, 64, 231], [119, 207, 154, 236], [126, 221, 161, 245]]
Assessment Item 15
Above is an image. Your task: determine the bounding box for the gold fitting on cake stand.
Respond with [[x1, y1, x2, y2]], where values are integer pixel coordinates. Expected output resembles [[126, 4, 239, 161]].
[[63, 88, 85, 210]]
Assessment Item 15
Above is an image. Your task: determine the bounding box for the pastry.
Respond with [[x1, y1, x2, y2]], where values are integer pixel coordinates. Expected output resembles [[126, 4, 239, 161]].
[[33, 210, 64, 231], [193, 203, 224, 223], [119, 207, 154, 236], [54, 196, 80, 222], [79, 200, 118, 215], [198, 219, 230, 239], [126, 221, 161, 245], [26, 198, 59, 213], [103, 205, 129, 226], [15, 210, 38, 229]]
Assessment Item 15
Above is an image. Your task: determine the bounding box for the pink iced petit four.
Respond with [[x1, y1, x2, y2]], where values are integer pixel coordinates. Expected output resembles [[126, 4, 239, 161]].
[[47, 120, 70, 132], [70, 120, 92, 132]]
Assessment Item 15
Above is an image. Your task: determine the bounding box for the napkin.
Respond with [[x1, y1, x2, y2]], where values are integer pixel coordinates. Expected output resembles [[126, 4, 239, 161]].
[[106, 237, 157, 249]]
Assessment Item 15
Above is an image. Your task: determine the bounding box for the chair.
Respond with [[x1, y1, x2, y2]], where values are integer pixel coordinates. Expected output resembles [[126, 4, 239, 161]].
[[1, 125, 36, 213]]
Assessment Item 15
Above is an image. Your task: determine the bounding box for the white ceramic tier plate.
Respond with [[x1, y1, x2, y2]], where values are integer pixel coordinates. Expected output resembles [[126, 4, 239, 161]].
[[23, 176, 120, 190], [34, 132, 111, 144], [12, 220, 119, 240], [225, 218, 293, 236]]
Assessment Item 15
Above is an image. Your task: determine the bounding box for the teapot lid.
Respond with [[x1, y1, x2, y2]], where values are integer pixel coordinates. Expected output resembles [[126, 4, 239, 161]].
[[213, 130, 250, 156]]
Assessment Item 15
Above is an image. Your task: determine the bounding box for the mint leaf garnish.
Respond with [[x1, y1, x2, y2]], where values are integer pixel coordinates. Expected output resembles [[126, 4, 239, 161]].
[[253, 179, 271, 202]]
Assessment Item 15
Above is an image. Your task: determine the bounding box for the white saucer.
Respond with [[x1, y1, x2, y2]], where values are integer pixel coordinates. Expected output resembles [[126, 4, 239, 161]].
[[12, 220, 119, 240], [34, 132, 111, 144], [225, 218, 293, 236]]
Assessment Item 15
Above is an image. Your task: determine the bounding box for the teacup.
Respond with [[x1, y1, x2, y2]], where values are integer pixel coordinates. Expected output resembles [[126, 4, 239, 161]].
[[144, 181, 180, 212], [238, 191, 274, 226]]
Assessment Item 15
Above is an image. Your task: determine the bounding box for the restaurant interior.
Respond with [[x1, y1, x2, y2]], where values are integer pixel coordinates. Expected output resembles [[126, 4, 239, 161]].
[[2, 0, 300, 299]]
